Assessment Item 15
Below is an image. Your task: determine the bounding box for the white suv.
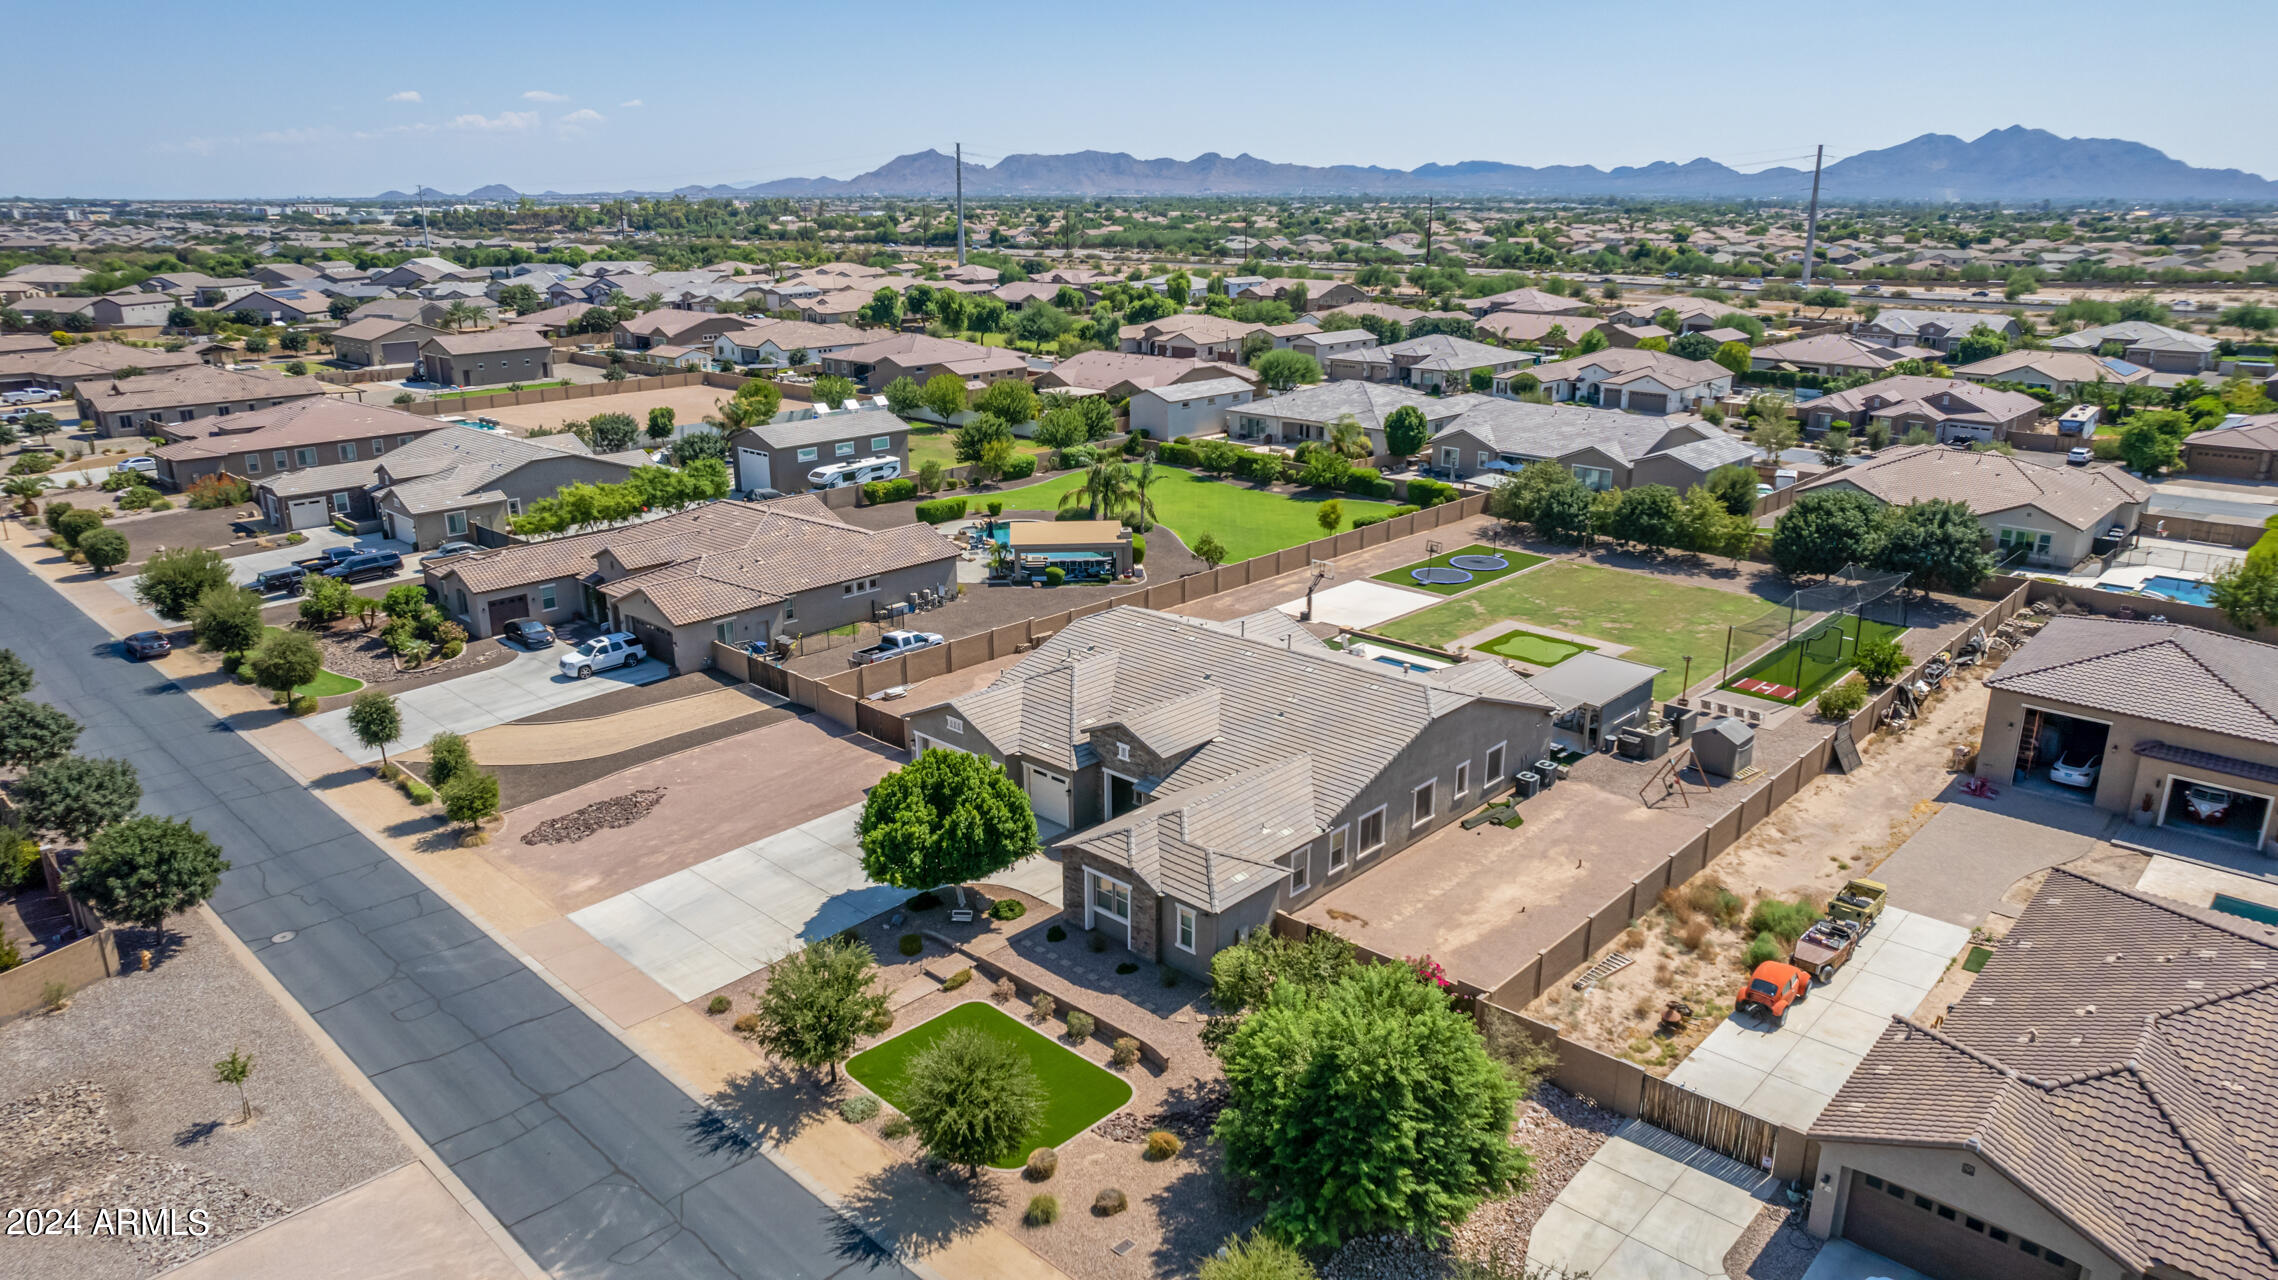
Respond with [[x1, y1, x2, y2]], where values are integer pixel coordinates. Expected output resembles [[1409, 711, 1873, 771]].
[[559, 631, 647, 679]]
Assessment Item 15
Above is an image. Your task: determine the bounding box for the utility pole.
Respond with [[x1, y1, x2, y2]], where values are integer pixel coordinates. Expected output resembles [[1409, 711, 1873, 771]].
[[1423, 195, 1433, 261], [954, 142, 966, 267], [418, 183, 430, 249], [1800, 144, 1823, 289]]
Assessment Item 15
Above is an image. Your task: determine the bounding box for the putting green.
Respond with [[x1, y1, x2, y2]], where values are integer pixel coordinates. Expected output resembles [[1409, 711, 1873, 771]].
[[846, 1000, 1132, 1168], [1478, 629, 1594, 667]]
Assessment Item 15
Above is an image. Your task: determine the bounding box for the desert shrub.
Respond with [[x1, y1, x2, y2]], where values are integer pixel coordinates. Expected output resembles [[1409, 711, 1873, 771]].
[[1110, 1036, 1140, 1068], [1744, 931, 1784, 969], [706, 995, 731, 1015], [1199, 1232, 1318, 1280], [1046, 924, 1066, 942], [1748, 897, 1820, 942], [1064, 1010, 1094, 1041], [993, 976, 1018, 1003], [1817, 677, 1866, 719], [942, 968, 973, 991], [840, 1095, 881, 1124], [1145, 1130, 1183, 1160], [1683, 877, 1745, 927], [990, 897, 1025, 920], [184, 474, 251, 509], [861, 477, 918, 505], [398, 775, 433, 805], [1657, 885, 1696, 926], [898, 933, 923, 956], [288, 694, 318, 716], [1678, 919, 1710, 951], [733, 1013, 761, 1036], [426, 731, 473, 789], [1092, 1188, 1127, 1216], [1043, 565, 1066, 586], [1026, 1194, 1060, 1226], [1026, 1146, 1058, 1180], [880, 1115, 912, 1140], [1030, 992, 1056, 1023], [913, 497, 968, 524]]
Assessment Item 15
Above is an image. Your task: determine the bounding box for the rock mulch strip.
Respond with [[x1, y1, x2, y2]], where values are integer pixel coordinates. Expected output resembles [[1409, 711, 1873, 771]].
[[0, 1080, 285, 1274], [1723, 1203, 1820, 1280], [1320, 1085, 1626, 1280], [1095, 1078, 1226, 1144], [313, 627, 512, 687], [520, 787, 668, 846]]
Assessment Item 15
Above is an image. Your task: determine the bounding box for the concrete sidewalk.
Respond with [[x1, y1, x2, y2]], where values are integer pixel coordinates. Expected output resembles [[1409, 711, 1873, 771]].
[[1528, 1119, 1778, 1280], [304, 645, 669, 761]]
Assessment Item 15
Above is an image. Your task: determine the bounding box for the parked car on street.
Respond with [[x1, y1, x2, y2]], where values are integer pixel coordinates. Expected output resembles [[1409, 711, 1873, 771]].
[[1736, 961, 1811, 1024], [559, 631, 646, 679], [252, 565, 307, 596], [321, 550, 404, 583], [2049, 752, 2101, 790], [122, 630, 171, 660], [503, 618, 555, 649]]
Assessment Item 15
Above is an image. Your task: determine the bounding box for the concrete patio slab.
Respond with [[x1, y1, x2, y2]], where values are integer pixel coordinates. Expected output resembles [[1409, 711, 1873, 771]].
[[1272, 578, 1432, 630], [1532, 1120, 1775, 1280], [1802, 1238, 1938, 1280], [1740, 1075, 1837, 1129], [1630, 1196, 1741, 1274], [1525, 1202, 1630, 1276], [1557, 1161, 1667, 1234], [1662, 1050, 1765, 1109]]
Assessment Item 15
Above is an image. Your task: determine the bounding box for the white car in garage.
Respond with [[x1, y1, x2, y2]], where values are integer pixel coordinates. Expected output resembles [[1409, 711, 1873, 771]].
[[559, 631, 647, 679]]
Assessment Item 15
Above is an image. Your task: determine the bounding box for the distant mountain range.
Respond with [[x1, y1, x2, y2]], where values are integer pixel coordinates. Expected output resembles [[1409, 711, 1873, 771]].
[[385, 128, 2278, 204]]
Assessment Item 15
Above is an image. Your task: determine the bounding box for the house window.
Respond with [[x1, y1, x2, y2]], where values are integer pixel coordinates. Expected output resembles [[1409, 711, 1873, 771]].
[[1289, 851, 1309, 895], [1328, 824, 1349, 872], [945, 716, 962, 735], [797, 447, 818, 462], [1486, 741, 1506, 784], [273, 450, 289, 469], [1175, 905, 1196, 953], [295, 448, 316, 467], [842, 576, 880, 596], [507, 497, 521, 517], [1413, 779, 1436, 828], [1572, 465, 1613, 491], [371, 438, 384, 455], [1116, 742, 1131, 762], [445, 511, 468, 536], [244, 454, 261, 474], [1358, 806, 1386, 856], [539, 584, 556, 611], [1090, 872, 1131, 922], [1455, 762, 1470, 798], [331, 492, 350, 513], [835, 441, 855, 456], [870, 436, 890, 451], [715, 622, 733, 644], [398, 435, 414, 446], [338, 442, 357, 462]]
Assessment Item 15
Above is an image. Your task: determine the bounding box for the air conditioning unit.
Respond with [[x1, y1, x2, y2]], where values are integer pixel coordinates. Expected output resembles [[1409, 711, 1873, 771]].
[[1533, 760, 1558, 790], [1617, 729, 1646, 759], [1515, 770, 1542, 798]]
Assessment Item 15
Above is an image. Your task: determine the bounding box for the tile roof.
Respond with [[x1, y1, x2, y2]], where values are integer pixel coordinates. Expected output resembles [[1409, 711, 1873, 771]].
[[1985, 615, 2278, 745], [733, 408, 908, 452], [1805, 376, 2045, 426], [371, 425, 635, 515], [2185, 414, 2278, 454], [1434, 399, 1749, 470], [1040, 350, 1255, 393], [421, 329, 552, 356], [1335, 333, 1525, 374], [1795, 444, 2145, 530], [1529, 347, 1732, 389], [1814, 871, 2278, 1279], [1134, 376, 1256, 403], [1954, 348, 2151, 384], [0, 340, 203, 382], [1243, 381, 1486, 431], [946, 607, 1552, 911], [79, 365, 324, 415], [1750, 333, 1935, 370], [329, 316, 443, 342], [152, 399, 442, 461], [2049, 320, 2218, 355]]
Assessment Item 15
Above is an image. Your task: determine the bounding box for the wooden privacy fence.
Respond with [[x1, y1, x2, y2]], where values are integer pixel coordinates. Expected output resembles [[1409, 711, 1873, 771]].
[[1641, 1074, 1778, 1169]]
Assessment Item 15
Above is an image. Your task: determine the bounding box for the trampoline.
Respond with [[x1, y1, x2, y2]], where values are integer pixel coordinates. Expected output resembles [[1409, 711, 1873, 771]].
[[1412, 566, 1474, 585], [1448, 553, 1508, 572]]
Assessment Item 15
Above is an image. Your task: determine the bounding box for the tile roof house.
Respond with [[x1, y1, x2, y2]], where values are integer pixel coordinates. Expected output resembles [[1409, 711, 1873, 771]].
[[819, 333, 1027, 392], [0, 340, 204, 394], [415, 330, 554, 389], [1117, 314, 1288, 362], [1851, 308, 2020, 354], [1035, 351, 1262, 399], [1749, 333, 1941, 378], [1953, 349, 2153, 396], [710, 319, 864, 370], [1323, 333, 1538, 393], [1427, 399, 1755, 492], [902, 607, 1556, 972], [2047, 320, 2219, 373], [76, 365, 326, 439], [328, 317, 444, 369], [1523, 349, 1735, 415], [1228, 381, 1490, 454], [1466, 287, 1592, 317], [1800, 376, 2045, 444], [1471, 312, 1605, 351], [358, 425, 649, 549], [2181, 413, 2278, 481], [1808, 869, 2278, 1279], [723, 408, 910, 494], [1794, 445, 2146, 569], [1126, 376, 1258, 441], [423, 494, 958, 668], [611, 307, 750, 352], [151, 399, 446, 492]]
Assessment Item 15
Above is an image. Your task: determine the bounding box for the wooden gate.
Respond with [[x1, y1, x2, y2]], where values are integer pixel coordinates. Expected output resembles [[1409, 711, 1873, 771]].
[[1640, 1075, 1777, 1170]]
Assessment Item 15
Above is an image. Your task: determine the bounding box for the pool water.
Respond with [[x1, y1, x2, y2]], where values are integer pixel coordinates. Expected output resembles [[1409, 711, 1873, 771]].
[[2213, 893, 2278, 926], [2141, 575, 2215, 607]]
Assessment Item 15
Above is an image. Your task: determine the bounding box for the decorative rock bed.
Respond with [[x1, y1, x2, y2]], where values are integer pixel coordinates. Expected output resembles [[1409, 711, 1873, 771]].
[[520, 787, 668, 846]]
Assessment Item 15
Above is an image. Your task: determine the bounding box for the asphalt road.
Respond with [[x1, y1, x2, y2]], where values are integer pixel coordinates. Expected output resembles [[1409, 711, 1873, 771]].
[[1, 552, 909, 1280]]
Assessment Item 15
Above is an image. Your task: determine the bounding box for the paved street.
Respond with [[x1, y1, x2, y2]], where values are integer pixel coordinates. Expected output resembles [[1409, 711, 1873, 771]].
[[0, 552, 910, 1279], [304, 646, 670, 761]]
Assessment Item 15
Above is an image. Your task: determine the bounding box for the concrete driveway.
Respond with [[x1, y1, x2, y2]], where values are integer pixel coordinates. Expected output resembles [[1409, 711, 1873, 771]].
[[1664, 908, 1970, 1131], [1527, 1119, 1778, 1280], [568, 800, 1067, 1001], [1801, 1239, 1936, 1280], [305, 646, 669, 761]]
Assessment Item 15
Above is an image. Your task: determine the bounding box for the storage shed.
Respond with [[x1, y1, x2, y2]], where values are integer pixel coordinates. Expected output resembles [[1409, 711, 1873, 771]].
[[1693, 717, 1756, 778], [1523, 651, 1662, 751]]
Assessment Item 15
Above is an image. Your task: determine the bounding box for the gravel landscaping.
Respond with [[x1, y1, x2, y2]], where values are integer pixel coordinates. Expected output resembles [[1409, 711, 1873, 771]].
[[1723, 1203, 1821, 1280], [520, 787, 668, 846], [0, 910, 409, 1280]]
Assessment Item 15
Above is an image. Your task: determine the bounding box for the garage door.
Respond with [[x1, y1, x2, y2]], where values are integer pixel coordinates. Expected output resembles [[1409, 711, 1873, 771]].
[[485, 595, 531, 635], [735, 447, 772, 493], [621, 616, 675, 671], [1627, 391, 1669, 414], [379, 339, 420, 364], [286, 496, 328, 530], [1843, 1171, 2081, 1279], [1026, 765, 1072, 829]]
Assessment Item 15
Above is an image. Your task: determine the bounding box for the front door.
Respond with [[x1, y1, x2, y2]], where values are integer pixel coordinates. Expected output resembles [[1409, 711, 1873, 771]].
[[1026, 764, 1072, 829]]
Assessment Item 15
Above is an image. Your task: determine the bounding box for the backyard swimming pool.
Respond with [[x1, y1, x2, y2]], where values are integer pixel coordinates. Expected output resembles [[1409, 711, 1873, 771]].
[[2142, 575, 2215, 607]]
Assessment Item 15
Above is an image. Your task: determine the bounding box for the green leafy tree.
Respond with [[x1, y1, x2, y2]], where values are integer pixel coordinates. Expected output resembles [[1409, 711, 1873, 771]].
[[496, 283, 544, 314], [952, 412, 1013, 465], [347, 690, 402, 766], [1818, 426, 1853, 466], [69, 814, 226, 934], [441, 769, 501, 828], [2210, 559, 2278, 631], [974, 378, 1039, 425], [16, 754, 137, 840], [1573, 328, 1611, 355], [646, 406, 676, 443], [858, 748, 1038, 889], [1770, 489, 1884, 580], [299, 573, 357, 625], [215, 1048, 256, 1124], [1874, 499, 1995, 592], [744, 935, 890, 1082], [0, 649, 31, 700], [1011, 302, 1072, 347], [77, 527, 129, 573], [1032, 409, 1088, 451], [1669, 331, 1720, 362], [1250, 348, 1322, 393], [918, 372, 968, 421], [0, 699, 81, 769], [882, 375, 923, 417], [716, 378, 783, 430], [1382, 405, 1430, 461], [1704, 464, 1759, 516], [2118, 421, 2181, 475], [247, 629, 322, 705], [53, 507, 104, 548], [134, 546, 232, 621], [1853, 635, 1909, 685], [1215, 962, 1526, 1248], [859, 286, 903, 329], [1750, 415, 1800, 458], [1296, 445, 1350, 490], [1058, 458, 1135, 520], [901, 1024, 1046, 1168], [810, 374, 859, 407], [1953, 324, 2008, 366], [1193, 533, 1229, 568], [190, 585, 264, 657], [1315, 498, 1345, 533], [585, 412, 640, 452], [1607, 484, 1683, 552]]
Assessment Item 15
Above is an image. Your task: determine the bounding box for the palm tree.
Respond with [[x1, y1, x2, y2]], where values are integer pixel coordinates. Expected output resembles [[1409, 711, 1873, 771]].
[[4, 475, 47, 516], [441, 300, 477, 331], [1129, 457, 1163, 533], [1058, 459, 1133, 521], [1325, 413, 1370, 460]]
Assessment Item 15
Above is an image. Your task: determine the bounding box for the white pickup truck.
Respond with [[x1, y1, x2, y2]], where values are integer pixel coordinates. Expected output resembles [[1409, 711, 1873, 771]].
[[850, 629, 945, 666]]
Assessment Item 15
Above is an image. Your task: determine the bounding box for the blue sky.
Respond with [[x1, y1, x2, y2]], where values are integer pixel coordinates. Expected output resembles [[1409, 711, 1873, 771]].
[[10, 0, 2267, 198]]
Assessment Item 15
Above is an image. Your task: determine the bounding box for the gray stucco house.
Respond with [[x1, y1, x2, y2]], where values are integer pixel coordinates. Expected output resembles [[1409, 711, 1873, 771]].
[[367, 427, 650, 548], [725, 408, 910, 494], [903, 608, 1557, 974]]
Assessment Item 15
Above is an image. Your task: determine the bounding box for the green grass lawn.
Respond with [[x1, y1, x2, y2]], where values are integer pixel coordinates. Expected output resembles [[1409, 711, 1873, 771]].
[[427, 380, 570, 401], [846, 1001, 1132, 1168], [1720, 612, 1907, 705], [1374, 562, 1771, 700], [249, 626, 365, 698], [995, 466, 1394, 563], [906, 424, 1051, 473], [1372, 543, 1547, 596], [1477, 629, 1594, 667]]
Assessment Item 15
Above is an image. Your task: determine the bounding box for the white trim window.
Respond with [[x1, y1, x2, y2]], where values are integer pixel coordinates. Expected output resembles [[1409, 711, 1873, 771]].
[[1289, 850, 1310, 895], [538, 584, 556, 611], [1175, 905, 1196, 953], [1358, 805, 1386, 857], [1088, 871, 1132, 932], [1455, 761, 1471, 799], [945, 716, 963, 735], [243, 453, 261, 474], [1116, 742, 1131, 762], [1572, 464, 1614, 491], [1486, 741, 1506, 785], [445, 510, 468, 537], [1327, 824, 1349, 873], [1412, 779, 1437, 829]]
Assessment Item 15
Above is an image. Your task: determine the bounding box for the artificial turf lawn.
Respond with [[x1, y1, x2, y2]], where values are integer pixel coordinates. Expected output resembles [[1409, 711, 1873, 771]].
[[996, 465, 1394, 564], [1477, 628, 1594, 667], [1372, 543, 1547, 596], [1719, 612, 1908, 705], [1374, 561, 1770, 700], [251, 626, 365, 698], [846, 1000, 1132, 1168]]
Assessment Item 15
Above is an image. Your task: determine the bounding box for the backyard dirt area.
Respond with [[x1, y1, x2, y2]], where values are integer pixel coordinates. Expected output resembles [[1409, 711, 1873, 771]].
[[1524, 659, 2002, 1072], [468, 383, 734, 437]]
